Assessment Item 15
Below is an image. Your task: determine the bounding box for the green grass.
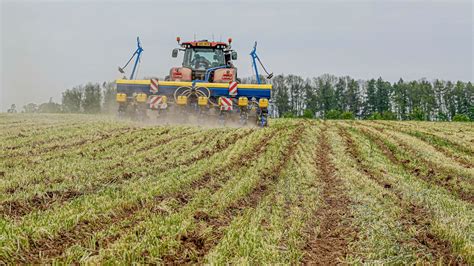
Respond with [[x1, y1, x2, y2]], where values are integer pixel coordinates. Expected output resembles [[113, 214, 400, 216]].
[[0, 114, 472, 264]]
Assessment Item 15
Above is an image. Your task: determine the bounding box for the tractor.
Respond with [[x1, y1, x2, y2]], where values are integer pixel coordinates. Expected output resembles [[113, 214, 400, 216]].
[[115, 37, 273, 126]]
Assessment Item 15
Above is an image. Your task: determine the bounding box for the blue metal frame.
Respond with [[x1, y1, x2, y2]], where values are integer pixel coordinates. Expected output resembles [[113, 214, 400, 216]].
[[130, 37, 144, 80], [117, 83, 271, 99], [250, 42, 261, 84]]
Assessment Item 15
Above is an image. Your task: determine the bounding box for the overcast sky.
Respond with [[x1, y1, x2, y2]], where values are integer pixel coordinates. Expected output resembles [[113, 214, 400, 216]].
[[1, 0, 473, 111]]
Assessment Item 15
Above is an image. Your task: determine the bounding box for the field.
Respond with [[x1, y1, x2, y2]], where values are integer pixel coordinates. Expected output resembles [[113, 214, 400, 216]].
[[0, 114, 473, 264]]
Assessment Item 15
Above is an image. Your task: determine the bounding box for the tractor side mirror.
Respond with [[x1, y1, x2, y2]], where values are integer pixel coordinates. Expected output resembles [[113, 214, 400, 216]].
[[231, 51, 238, 60], [172, 48, 179, 58]]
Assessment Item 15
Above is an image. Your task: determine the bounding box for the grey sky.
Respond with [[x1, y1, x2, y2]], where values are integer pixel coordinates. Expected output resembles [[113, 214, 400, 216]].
[[1, 0, 473, 111]]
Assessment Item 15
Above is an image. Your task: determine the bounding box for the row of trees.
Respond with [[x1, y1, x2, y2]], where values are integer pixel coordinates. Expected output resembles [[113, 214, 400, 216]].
[[20, 74, 473, 121], [61, 82, 117, 113], [271, 74, 473, 121], [23, 98, 62, 113], [22, 82, 116, 114]]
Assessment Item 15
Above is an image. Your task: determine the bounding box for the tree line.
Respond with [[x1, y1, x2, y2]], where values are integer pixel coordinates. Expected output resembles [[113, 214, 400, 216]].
[[17, 74, 473, 122], [270, 74, 473, 121], [20, 82, 117, 114]]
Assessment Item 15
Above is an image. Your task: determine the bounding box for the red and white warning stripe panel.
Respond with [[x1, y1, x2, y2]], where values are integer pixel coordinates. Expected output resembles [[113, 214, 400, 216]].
[[220, 97, 233, 111], [149, 95, 167, 109], [150, 78, 159, 93], [228, 81, 238, 96]]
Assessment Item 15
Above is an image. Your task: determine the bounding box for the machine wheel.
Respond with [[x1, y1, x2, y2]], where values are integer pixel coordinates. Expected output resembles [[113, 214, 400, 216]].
[[136, 103, 148, 121], [261, 114, 268, 127], [158, 108, 168, 119], [117, 103, 127, 119], [178, 106, 188, 123], [218, 111, 227, 126], [257, 110, 268, 127], [197, 107, 207, 124], [239, 111, 248, 126]]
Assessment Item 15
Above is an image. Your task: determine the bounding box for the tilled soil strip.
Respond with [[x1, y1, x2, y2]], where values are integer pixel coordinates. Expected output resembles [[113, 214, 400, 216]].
[[275, 122, 322, 255], [371, 121, 474, 157], [5, 126, 140, 158], [0, 128, 238, 219], [1, 128, 174, 195], [0, 129, 235, 219], [0, 121, 75, 130], [302, 126, 356, 264], [376, 127, 474, 174], [14, 129, 275, 263], [2, 123, 112, 149], [162, 124, 304, 264], [370, 122, 473, 168], [338, 126, 464, 264], [47, 127, 171, 160], [91, 129, 278, 261], [359, 126, 474, 203]]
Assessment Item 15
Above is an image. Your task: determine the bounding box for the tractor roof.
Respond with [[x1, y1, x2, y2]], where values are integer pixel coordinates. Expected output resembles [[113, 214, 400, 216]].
[[181, 40, 229, 49]]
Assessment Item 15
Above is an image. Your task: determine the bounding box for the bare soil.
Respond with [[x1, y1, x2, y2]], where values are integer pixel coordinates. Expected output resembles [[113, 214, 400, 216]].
[[303, 126, 357, 264], [163, 124, 304, 264], [340, 126, 465, 264]]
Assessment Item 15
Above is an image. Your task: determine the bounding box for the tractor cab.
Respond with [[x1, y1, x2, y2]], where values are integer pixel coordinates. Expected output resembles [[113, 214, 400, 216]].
[[168, 38, 238, 83]]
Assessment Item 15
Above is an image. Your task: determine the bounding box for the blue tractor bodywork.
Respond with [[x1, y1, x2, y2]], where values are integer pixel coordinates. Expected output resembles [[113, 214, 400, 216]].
[[116, 80, 271, 102]]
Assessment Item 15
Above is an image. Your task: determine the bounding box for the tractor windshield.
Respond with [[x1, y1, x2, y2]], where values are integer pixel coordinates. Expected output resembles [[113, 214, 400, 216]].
[[183, 48, 225, 70]]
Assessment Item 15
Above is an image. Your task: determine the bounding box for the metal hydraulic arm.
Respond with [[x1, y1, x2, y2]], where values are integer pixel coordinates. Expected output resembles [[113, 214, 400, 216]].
[[118, 37, 144, 80], [250, 42, 273, 84]]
